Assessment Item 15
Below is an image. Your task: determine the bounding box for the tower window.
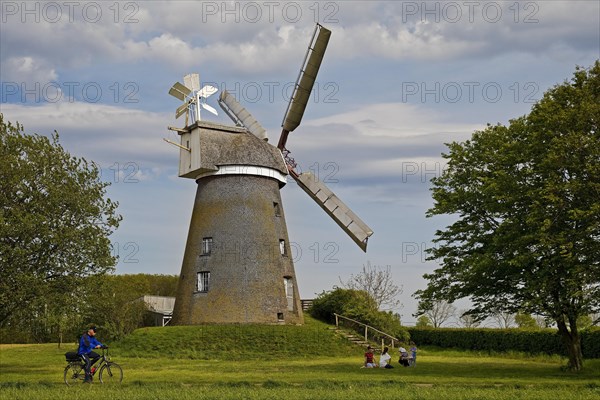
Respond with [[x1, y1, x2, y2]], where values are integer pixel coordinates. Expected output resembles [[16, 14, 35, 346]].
[[273, 202, 281, 216], [187, 141, 191, 168], [202, 237, 213, 256], [284, 277, 294, 311], [279, 239, 286, 256], [197, 271, 210, 292]]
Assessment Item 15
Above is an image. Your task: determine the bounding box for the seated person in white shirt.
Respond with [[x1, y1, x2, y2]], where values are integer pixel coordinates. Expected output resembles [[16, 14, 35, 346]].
[[379, 347, 393, 369]]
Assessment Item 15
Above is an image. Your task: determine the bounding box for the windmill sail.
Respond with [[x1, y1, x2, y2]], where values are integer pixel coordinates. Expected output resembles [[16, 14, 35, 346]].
[[184, 73, 200, 92], [169, 82, 192, 101], [278, 24, 331, 149], [199, 85, 218, 98], [219, 90, 268, 141], [200, 102, 218, 116], [293, 172, 373, 252], [175, 102, 189, 119]]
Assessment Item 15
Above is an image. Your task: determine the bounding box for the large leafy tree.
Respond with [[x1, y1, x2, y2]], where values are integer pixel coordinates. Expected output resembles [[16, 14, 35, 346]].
[[415, 62, 600, 370], [0, 115, 121, 332]]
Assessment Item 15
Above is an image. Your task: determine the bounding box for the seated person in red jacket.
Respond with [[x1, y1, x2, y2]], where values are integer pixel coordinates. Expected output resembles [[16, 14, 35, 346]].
[[364, 345, 377, 368]]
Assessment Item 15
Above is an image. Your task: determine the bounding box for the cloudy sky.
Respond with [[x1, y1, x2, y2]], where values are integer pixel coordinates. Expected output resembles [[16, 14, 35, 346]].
[[2, 1, 599, 324]]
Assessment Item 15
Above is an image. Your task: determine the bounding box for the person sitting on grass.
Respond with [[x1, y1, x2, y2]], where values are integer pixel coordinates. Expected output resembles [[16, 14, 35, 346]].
[[398, 346, 410, 367], [364, 346, 377, 368], [379, 347, 393, 369]]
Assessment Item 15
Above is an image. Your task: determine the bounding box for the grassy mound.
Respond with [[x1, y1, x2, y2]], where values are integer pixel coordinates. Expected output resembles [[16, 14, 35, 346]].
[[113, 316, 358, 360]]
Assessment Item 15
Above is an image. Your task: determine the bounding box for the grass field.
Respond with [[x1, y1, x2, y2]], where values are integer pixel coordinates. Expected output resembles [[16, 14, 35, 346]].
[[1, 318, 599, 399]]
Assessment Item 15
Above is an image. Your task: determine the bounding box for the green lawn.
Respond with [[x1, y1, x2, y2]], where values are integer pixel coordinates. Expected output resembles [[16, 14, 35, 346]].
[[1, 320, 599, 399]]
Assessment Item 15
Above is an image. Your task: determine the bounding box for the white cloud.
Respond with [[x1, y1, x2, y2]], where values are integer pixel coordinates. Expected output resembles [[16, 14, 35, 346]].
[[2, 1, 596, 77], [305, 102, 479, 138], [2, 100, 479, 190], [282, 102, 482, 190], [1, 102, 175, 171], [138, 25, 319, 74], [329, 21, 482, 61], [1, 56, 58, 84]]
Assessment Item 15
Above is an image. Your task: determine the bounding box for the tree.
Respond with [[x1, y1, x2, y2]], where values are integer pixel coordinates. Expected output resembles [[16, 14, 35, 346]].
[[515, 313, 538, 329], [340, 261, 402, 310], [0, 115, 121, 331], [309, 287, 378, 325], [414, 299, 456, 328], [491, 311, 515, 329], [459, 311, 481, 328], [415, 315, 432, 328], [91, 274, 179, 340], [534, 315, 554, 329], [414, 62, 600, 370], [576, 315, 593, 331]]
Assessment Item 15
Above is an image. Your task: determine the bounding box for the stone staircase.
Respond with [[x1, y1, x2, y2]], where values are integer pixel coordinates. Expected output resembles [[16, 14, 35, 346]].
[[329, 327, 376, 350], [328, 314, 400, 353]]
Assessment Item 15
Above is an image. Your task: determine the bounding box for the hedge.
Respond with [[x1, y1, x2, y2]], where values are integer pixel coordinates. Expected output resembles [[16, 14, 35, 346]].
[[407, 327, 600, 358]]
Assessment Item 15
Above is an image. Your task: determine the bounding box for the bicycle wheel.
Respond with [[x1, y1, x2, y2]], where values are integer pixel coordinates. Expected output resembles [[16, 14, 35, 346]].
[[99, 362, 123, 385], [64, 363, 85, 386]]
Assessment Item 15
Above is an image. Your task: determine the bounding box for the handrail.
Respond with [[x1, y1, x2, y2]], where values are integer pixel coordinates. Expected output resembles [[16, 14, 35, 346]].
[[333, 313, 400, 349]]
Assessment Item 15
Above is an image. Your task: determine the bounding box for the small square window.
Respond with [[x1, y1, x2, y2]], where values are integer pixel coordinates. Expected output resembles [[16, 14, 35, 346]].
[[197, 271, 210, 292], [277, 312, 284, 321], [202, 237, 213, 256]]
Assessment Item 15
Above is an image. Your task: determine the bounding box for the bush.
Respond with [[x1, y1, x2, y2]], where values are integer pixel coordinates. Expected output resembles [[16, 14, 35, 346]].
[[407, 327, 600, 358], [309, 288, 409, 342], [581, 327, 600, 359]]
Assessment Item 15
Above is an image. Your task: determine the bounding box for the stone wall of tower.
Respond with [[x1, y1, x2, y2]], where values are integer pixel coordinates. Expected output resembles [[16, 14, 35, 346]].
[[171, 174, 303, 324]]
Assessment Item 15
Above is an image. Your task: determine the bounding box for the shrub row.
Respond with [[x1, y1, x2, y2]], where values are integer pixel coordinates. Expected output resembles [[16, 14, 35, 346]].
[[407, 327, 600, 358]]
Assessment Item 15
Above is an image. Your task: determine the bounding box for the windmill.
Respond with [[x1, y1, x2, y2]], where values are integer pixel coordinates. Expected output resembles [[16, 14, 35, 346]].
[[169, 24, 373, 325]]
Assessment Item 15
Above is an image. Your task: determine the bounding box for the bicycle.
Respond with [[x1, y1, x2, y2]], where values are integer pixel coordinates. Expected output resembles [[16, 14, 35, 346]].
[[63, 346, 123, 386]]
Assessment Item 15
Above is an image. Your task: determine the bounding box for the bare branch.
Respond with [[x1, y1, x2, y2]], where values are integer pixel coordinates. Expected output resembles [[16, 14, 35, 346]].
[[339, 261, 402, 310]]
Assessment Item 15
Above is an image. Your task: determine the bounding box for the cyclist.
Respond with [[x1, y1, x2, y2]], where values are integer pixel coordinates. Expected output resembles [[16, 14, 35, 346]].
[[78, 325, 104, 383]]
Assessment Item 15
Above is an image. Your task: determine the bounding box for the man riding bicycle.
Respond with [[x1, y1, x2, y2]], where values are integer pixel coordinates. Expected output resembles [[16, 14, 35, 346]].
[[78, 325, 104, 383]]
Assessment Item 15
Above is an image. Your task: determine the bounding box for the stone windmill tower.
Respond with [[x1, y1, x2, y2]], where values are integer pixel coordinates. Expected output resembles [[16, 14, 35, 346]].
[[166, 25, 373, 325]]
